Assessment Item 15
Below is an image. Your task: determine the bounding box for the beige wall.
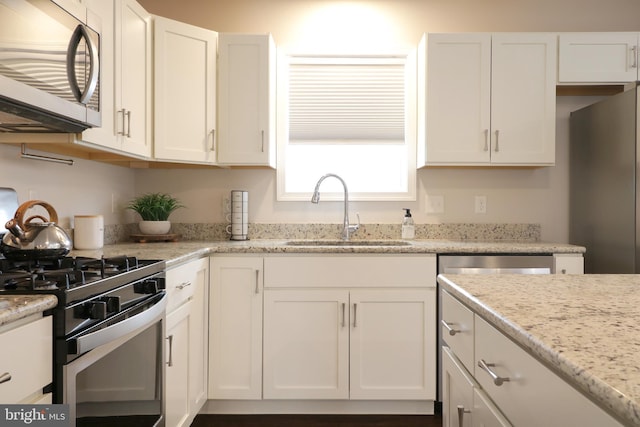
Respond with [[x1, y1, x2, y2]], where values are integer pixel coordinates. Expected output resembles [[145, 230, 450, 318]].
[[134, 0, 637, 242], [2, 0, 639, 242]]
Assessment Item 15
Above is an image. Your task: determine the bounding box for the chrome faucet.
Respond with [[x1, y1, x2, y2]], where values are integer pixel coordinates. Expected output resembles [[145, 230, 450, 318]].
[[311, 173, 360, 241]]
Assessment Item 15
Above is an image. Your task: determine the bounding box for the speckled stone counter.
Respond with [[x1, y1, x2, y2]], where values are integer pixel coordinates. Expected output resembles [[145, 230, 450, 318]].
[[0, 295, 57, 327], [70, 239, 584, 268], [438, 274, 640, 427]]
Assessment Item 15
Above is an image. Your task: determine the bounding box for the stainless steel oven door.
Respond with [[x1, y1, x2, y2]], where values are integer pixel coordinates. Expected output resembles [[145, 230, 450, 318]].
[[63, 292, 166, 427]]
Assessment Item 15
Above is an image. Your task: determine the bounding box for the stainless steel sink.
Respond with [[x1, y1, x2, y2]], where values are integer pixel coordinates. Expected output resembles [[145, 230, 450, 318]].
[[285, 240, 412, 247]]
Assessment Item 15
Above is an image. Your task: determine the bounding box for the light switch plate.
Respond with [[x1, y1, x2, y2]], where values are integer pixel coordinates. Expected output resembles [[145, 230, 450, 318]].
[[425, 195, 444, 213]]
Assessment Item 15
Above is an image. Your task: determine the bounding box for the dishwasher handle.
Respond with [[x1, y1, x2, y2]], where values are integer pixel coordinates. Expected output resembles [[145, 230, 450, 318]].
[[444, 267, 551, 275]]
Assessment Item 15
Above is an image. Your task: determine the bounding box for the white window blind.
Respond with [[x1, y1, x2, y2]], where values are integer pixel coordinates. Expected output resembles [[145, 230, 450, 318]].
[[288, 57, 405, 142]]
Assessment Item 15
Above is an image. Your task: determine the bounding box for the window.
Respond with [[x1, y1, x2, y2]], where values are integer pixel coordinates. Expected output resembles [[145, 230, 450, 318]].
[[276, 52, 416, 201]]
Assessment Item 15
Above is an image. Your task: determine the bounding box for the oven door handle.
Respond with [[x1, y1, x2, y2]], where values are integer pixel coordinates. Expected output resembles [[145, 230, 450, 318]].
[[70, 293, 167, 355]]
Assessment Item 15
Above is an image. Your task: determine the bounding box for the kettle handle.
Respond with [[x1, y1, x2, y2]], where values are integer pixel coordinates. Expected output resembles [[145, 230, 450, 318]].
[[13, 201, 59, 230]]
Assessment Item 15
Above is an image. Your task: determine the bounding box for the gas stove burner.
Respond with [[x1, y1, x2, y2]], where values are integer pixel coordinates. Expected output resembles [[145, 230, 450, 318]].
[[1, 271, 58, 290]]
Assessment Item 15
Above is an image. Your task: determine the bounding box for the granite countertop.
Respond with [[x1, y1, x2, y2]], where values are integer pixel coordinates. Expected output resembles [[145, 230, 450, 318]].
[[0, 295, 58, 327], [438, 274, 640, 427], [69, 239, 585, 268]]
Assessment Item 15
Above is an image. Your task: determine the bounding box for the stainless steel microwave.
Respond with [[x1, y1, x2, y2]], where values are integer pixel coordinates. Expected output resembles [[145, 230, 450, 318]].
[[0, 0, 101, 132]]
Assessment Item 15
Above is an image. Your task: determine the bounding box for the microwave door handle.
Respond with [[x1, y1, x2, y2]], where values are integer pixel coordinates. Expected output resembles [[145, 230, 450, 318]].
[[67, 24, 100, 105]]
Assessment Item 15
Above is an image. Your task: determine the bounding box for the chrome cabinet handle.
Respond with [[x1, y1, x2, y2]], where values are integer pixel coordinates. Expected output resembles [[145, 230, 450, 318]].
[[117, 109, 127, 135], [210, 129, 216, 151], [0, 372, 11, 385], [632, 46, 638, 69], [483, 129, 489, 151], [457, 405, 471, 427], [166, 335, 174, 367], [176, 281, 191, 290], [125, 110, 132, 137], [494, 130, 500, 152], [261, 130, 265, 152], [478, 359, 510, 386], [255, 270, 260, 294], [341, 303, 346, 328], [353, 303, 358, 327], [441, 319, 461, 336]]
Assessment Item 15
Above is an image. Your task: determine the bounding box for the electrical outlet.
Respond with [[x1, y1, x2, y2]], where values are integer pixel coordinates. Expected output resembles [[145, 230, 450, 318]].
[[475, 195, 487, 214], [28, 189, 38, 200], [425, 195, 444, 214]]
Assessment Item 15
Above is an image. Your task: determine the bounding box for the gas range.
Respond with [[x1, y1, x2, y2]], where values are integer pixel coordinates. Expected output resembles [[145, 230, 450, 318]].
[[0, 255, 165, 306], [0, 255, 166, 336]]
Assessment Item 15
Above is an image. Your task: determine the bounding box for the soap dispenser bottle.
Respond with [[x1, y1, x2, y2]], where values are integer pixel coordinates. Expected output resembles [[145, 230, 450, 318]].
[[402, 208, 415, 239]]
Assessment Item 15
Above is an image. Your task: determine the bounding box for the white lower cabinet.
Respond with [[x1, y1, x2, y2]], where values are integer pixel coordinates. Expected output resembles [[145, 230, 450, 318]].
[[442, 346, 510, 427], [166, 301, 191, 427], [165, 257, 209, 427], [208, 256, 263, 400], [0, 315, 52, 404], [263, 289, 349, 400], [263, 254, 437, 402], [441, 289, 624, 427]]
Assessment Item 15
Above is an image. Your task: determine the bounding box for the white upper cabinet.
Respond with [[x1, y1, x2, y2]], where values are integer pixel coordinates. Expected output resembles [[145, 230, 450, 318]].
[[81, 0, 152, 158], [558, 33, 639, 83], [418, 33, 556, 167], [153, 17, 218, 164], [217, 33, 276, 167]]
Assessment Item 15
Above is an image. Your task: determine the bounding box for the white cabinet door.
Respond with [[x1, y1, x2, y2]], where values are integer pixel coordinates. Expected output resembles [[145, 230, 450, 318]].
[[419, 33, 555, 166], [263, 289, 350, 399], [217, 33, 276, 166], [166, 301, 191, 427], [153, 16, 217, 163], [0, 316, 52, 404], [442, 347, 474, 427], [208, 256, 263, 399], [188, 259, 209, 413], [165, 257, 209, 426], [420, 33, 491, 165], [472, 389, 512, 427], [490, 33, 556, 165], [558, 33, 639, 83], [349, 289, 435, 400], [553, 254, 584, 274], [117, 0, 151, 157], [81, 0, 151, 157]]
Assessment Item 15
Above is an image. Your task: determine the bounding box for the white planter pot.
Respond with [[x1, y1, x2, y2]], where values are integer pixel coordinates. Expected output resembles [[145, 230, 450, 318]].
[[139, 220, 171, 235]]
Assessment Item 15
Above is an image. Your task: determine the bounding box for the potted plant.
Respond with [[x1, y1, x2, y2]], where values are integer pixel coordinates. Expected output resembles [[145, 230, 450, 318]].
[[127, 192, 184, 235]]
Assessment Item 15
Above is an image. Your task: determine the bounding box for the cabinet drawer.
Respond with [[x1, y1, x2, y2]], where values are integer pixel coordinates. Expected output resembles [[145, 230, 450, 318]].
[[441, 291, 474, 371], [0, 316, 52, 403], [474, 316, 623, 427], [166, 258, 207, 312], [264, 254, 436, 288]]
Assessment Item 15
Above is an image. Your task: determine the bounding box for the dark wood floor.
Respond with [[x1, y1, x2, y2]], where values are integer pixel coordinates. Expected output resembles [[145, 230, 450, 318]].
[[191, 414, 442, 427]]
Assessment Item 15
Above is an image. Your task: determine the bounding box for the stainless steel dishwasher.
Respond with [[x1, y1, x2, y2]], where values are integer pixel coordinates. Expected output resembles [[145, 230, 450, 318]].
[[436, 254, 555, 403]]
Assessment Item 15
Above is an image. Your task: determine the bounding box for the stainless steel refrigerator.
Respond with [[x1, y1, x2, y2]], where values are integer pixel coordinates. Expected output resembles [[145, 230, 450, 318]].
[[570, 86, 639, 273]]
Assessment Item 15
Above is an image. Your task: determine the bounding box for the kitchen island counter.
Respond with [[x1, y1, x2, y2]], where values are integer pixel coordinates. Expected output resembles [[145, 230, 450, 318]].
[[438, 273, 640, 427]]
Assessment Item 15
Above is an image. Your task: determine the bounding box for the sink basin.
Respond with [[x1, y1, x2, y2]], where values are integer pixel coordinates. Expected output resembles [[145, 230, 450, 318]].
[[285, 240, 412, 247]]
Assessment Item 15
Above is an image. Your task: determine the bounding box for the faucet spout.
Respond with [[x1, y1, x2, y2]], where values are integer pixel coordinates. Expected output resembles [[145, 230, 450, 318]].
[[311, 173, 360, 240]]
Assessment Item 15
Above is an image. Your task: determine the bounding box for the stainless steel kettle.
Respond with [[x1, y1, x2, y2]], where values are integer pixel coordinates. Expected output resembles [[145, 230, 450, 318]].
[[1, 200, 72, 260]]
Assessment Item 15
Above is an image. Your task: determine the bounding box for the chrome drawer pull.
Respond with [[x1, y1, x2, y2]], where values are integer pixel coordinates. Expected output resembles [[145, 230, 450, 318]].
[[341, 303, 346, 328], [176, 281, 191, 290], [441, 319, 461, 336], [478, 359, 510, 386], [0, 372, 11, 385], [457, 405, 471, 427]]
